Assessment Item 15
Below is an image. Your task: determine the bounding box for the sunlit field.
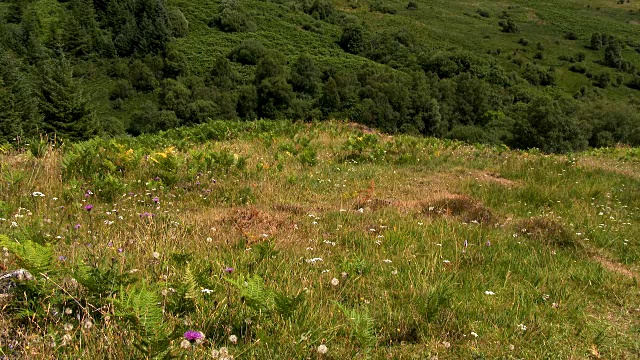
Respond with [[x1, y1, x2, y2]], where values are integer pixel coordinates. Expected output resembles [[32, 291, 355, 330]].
[[1, 121, 639, 359]]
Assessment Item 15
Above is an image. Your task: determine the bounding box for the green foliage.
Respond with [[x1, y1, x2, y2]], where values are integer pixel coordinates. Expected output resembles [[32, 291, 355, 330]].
[[228, 39, 266, 65], [339, 23, 367, 54], [336, 302, 376, 349], [112, 284, 172, 359], [0, 237, 53, 275], [210, 0, 256, 33], [38, 56, 96, 142], [498, 17, 518, 33]]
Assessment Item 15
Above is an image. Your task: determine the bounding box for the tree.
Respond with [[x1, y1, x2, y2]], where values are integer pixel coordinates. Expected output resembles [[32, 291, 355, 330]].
[[228, 39, 266, 65], [289, 53, 320, 95], [209, 56, 239, 90], [38, 57, 96, 141], [603, 40, 622, 69], [339, 23, 367, 54], [590, 33, 602, 50], [319, 77, 340, 115]]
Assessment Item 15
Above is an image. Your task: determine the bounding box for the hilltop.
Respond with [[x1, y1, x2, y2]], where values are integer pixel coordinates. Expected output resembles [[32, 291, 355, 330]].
[[0, 121, 639, 358]]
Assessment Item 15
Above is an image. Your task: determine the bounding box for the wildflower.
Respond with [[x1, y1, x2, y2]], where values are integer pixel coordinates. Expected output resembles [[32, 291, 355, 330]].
[[391, 269, 398, 275], [383, 259, 392, 263], [470, 332, 478, 338], [486, 240, 491, 246], [443, 260, 451, 264], [509, 344, 515, 351], [305, 258, 323, 264], [152, 197, 160, 203], [201, 288, 214, 294], [484, 290, 495, 295], [32, 191, 45, 197], [117, 248, 124, 253], [65, 308, 73, 315], [330, 278, 339, 286], [58, 256, 66, 262], [61, 334, 72, 346], [83, 320, 93, 330], [63, 323, 73, 332], [152, 251, 160, 259], [84, 204, 93, 212], [224, 267, 234, 274], [228, 334, 238, 344], [73, 224, 81, 230], [317, 344, 328, 355], [442, 341, 451, 348], [464, 240, 468, 248], [184, 330, 204, 343], [517, 323, 527, 331], [180, 339, 191, 349], [212, 348, 220, 358]]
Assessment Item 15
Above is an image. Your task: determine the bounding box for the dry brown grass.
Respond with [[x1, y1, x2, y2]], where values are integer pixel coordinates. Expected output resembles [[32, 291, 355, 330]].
[[422, 194, 498, 225]]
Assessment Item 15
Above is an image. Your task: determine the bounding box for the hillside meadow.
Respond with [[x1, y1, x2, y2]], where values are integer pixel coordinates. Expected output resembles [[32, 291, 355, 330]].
[[1, 121, 639, 359]]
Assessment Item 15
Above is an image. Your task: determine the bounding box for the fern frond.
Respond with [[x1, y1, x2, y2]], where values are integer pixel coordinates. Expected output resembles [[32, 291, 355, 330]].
[[336, 302, 376, 349], [226, 275, 272, 312], [112, 284, 170, 359], [183, 264, 199, 300], [274, 290, 306, 319], [0, 236, 54, 275]]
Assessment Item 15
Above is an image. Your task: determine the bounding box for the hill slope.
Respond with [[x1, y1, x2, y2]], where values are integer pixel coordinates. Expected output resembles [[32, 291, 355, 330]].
[[1, 121, 639, 358], [1, 0, 640, 151]]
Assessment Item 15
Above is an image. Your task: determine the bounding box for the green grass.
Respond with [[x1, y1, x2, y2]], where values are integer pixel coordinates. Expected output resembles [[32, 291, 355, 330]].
[[0, 120, 639, 358]]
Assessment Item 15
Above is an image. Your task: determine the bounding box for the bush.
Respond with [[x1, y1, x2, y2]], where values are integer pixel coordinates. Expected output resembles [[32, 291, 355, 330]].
[[407, 1, 418, 11], [339, 23, 368, 54], [128, 110, 180, 136], [522, 63, 555, 86], [499, 18, 519, 33], [477, 9, 490, 18], [129, 60, 158, 92], [369, 0, 396, 14], [168, 7, 189, 38], [228, 39, 266, 65], [564, 31, 578, 40]]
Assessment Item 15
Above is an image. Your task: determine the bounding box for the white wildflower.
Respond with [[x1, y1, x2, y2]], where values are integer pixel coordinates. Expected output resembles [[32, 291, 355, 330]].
[[228, 334, 238, 344], [317, 344, 328, 355], [330, 278, 339, 286], [484, 290, 495, 295]]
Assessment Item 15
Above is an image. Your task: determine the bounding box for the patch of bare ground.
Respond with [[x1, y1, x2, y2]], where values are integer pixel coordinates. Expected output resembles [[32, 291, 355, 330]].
[[422, 194, 498, 225], [526, 10, 546, 25], [577, 157, 640, 180], [471, 170, 518, 187], [588, 248, 639, 281]]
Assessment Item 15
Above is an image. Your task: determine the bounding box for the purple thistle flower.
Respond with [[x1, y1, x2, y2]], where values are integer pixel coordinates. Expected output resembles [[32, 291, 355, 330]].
[[74, 224, 81, 230], [184, 330, 204, 342], [154, 176, 160, 181], [107, 241, 113, 247], [152, 197, 159, 203], [139, 212, 154, 218], [224, 267, 234, 274], [84, 204, 93, 212], [58, 256, 67, 262], [117, 247, 124, 253]]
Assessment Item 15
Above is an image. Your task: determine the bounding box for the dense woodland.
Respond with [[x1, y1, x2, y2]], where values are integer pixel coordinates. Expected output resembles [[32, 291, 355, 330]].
[[1, 0, 640, 152]]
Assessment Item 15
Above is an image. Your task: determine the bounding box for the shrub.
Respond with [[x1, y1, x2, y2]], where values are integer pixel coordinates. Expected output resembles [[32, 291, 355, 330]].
[[564, 31, 578, 40], [477, 9, 490, 18], [369, 0, 396, 14], [499, 18, 519, 33], [168, 7, 189, 37], [516, 217, 578, 248], [407, 1, 418, 11], [129, 60, 158, 92], [339, 23, 368, 54], [228, 39, 266, 65]]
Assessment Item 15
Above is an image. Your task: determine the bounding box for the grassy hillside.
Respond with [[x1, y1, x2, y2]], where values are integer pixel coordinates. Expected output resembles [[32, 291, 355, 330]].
[[1, 121, 639, 358]]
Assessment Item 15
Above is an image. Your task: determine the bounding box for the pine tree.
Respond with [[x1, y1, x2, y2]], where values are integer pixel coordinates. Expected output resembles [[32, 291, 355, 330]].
[[38, 56, 96, 141]]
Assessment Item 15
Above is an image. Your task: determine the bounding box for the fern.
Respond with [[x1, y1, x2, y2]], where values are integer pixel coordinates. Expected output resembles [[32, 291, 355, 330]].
[[0, 236, 54, 275], [112, 284, 171, 359], [183, 263, 200, 300], [336, 302, 376, 349], [274, 290, 306, 319], [226, 275, 272, 312]]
